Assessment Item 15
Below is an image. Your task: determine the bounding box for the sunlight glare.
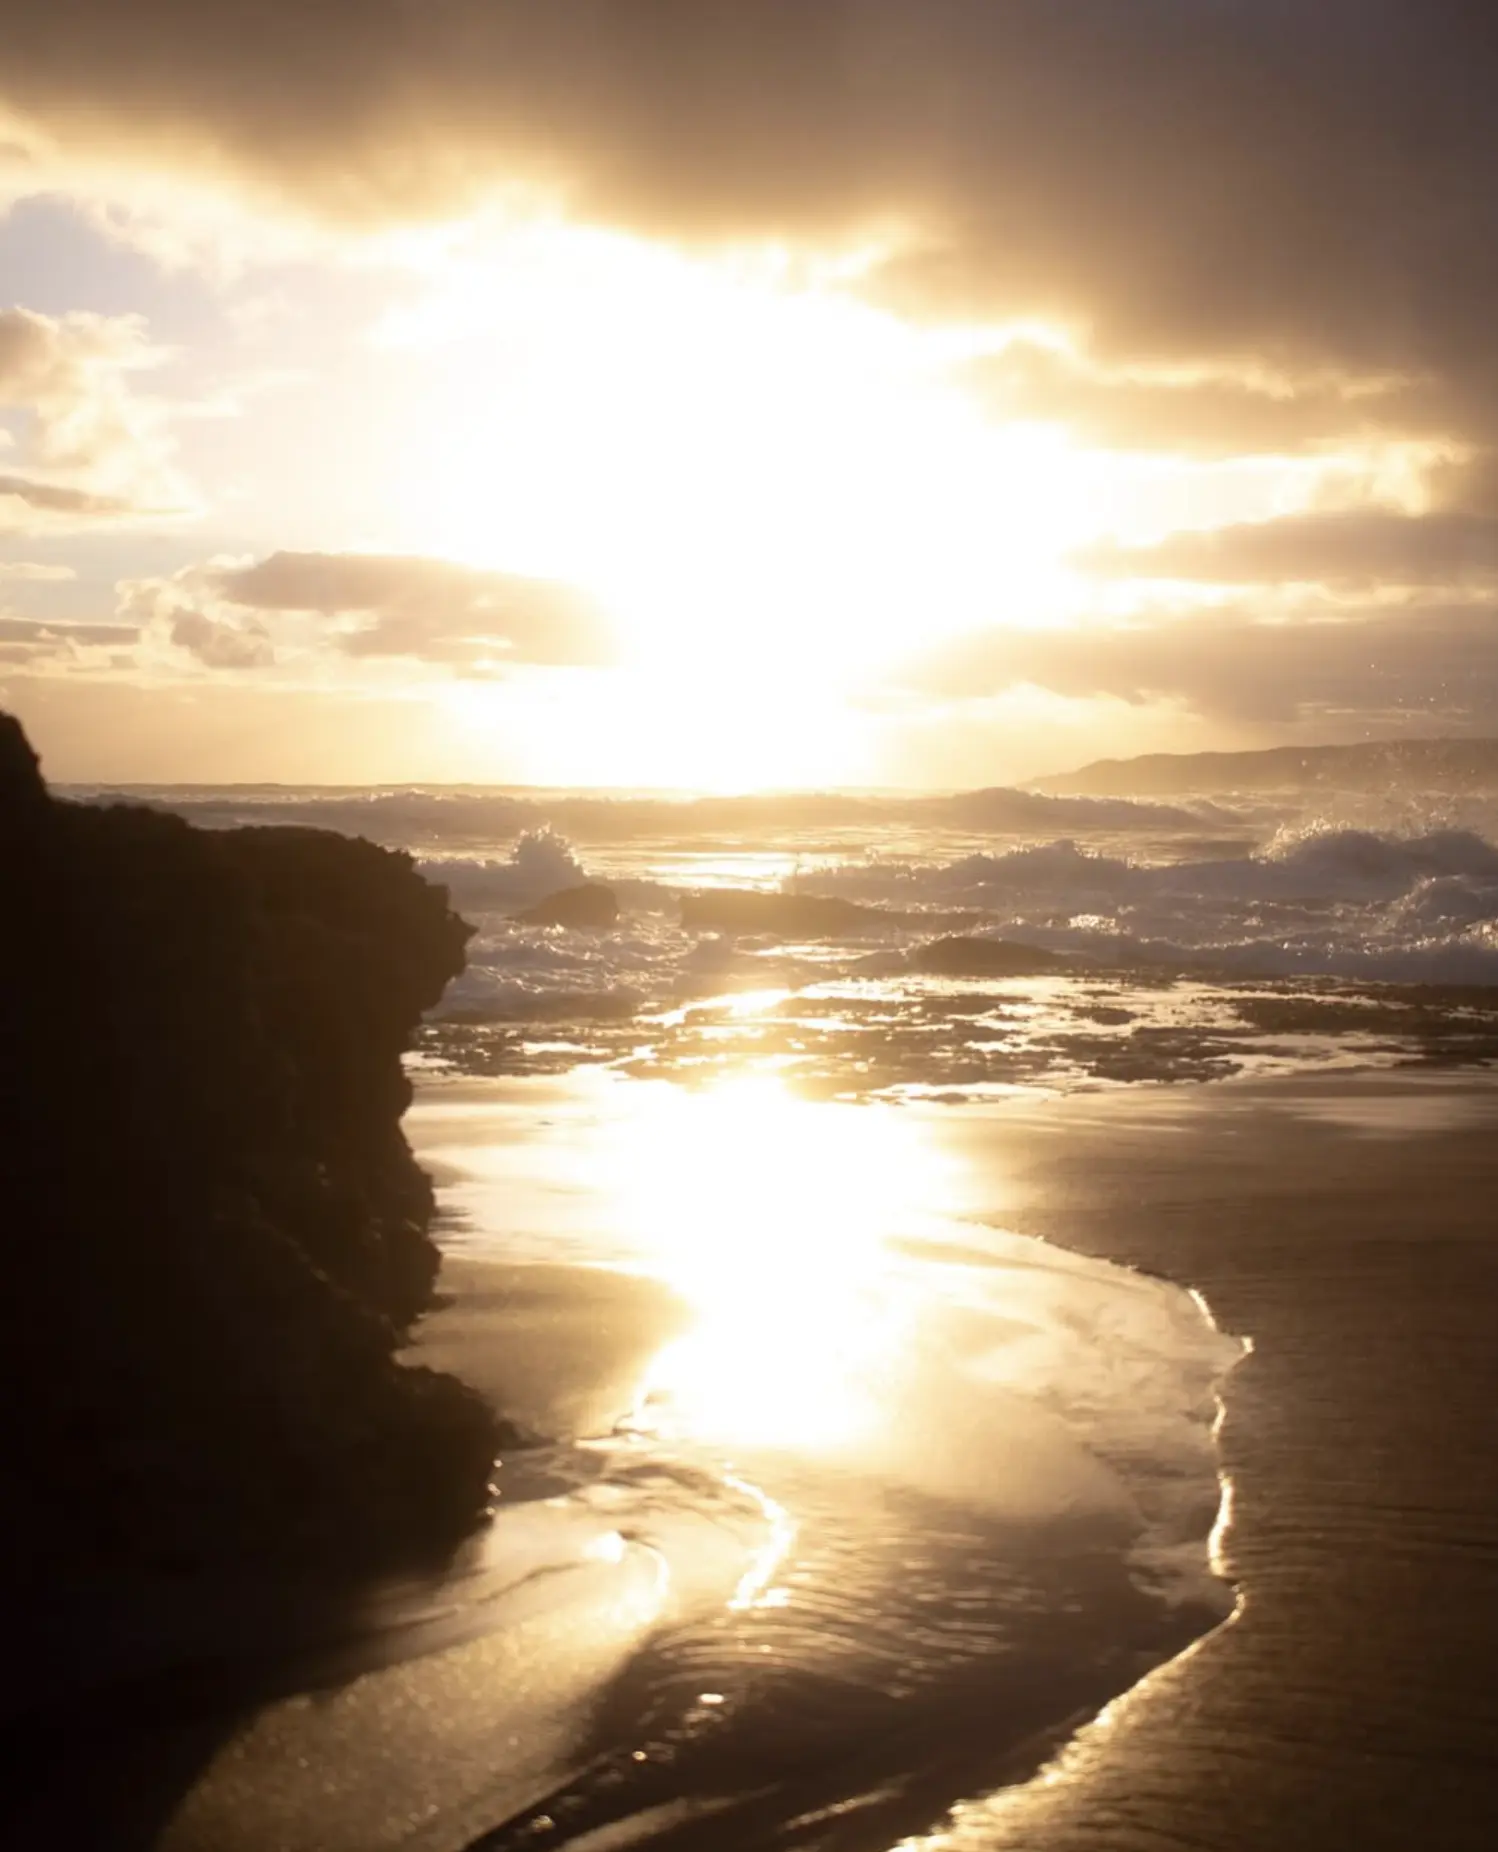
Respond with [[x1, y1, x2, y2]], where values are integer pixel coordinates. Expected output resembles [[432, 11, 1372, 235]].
[[436, 663, 873, 790], [604, 1076, 955, 1451], [392, 225, 1092, 691]]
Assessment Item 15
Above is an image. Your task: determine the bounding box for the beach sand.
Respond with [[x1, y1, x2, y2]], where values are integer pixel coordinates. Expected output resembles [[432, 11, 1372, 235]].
[[929, 1072, 1498, 1852], [412, 1259, 691, 1443], [14, 1070, 1498, 1851]]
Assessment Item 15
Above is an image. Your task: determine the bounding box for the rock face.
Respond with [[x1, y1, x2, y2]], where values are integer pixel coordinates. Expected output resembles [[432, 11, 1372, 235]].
[[680, 890, 882, 937], [912, 935, 1078, 978], [515, 882, 620, 928], [0, 713, 502, 1584]]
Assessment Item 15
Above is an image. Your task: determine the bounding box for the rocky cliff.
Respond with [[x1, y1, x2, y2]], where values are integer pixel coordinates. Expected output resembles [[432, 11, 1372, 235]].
[[0, 713, 502, 1584]]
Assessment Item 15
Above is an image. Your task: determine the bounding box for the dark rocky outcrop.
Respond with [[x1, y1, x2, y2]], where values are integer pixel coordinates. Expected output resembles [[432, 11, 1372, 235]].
[[911, 935, 1080, 978], [515, 883, 620, 928], [0, 713, 503, 1588], [680, 890, 884, 937]]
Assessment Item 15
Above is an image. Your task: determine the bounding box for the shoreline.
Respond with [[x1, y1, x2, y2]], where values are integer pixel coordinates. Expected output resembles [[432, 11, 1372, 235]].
[[13, 1065, 1498, 1850], [937, 1068, 1498, 1852]]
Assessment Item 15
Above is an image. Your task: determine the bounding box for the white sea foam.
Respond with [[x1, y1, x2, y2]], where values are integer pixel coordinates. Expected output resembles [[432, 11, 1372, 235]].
[[801, 825, 1498, 985], [80, 784, 1498, 1044], [418, 827, 588, 907], [413, 818, 1498, 1021]]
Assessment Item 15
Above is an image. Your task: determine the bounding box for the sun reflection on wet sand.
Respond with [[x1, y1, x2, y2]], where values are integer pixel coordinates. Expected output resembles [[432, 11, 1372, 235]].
[[410, 1072, 1239, 1551], [599, 1074, 962, 1451]]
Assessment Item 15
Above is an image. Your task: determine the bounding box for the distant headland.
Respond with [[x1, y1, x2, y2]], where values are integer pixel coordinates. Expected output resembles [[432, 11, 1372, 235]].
[[1031, 737, 1498, 798]]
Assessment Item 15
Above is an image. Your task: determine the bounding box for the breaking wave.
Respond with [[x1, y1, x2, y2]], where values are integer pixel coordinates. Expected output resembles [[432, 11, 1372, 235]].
[[62, 781, 1229, 855], [802, 824, 1498, 985], [418, 828, 588, 908], [75, 784, 1498, 1061], [412, 823, 1498, 1023]]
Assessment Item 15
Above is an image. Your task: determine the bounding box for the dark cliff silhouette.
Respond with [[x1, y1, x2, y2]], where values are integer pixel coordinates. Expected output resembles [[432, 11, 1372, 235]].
[[0, 713, 501, 1593]]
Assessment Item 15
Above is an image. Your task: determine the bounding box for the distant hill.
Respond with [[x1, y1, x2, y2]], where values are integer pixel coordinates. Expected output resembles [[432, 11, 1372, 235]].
[[1032, 738, 1498, 797]]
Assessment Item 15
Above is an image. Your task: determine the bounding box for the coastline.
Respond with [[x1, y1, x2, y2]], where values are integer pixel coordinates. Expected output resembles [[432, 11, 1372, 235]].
[[11, 1066, 1497, 1849], [938, 1069, 1498, 1852]]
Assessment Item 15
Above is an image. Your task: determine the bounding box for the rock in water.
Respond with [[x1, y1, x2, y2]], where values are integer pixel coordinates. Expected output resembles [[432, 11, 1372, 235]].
[[912, 935, 1079, 978], [0, 712, 504, 1589], [515, 882, 620, 928]]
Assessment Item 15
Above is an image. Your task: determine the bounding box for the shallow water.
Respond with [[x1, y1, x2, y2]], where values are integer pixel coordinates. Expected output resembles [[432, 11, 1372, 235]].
[[400, 1070, 1243, 1849]]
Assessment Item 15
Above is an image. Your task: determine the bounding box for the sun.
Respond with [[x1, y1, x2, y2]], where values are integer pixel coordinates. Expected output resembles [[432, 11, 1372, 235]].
[[392, 223, 1095, 703], [435, 664, 871, 791]]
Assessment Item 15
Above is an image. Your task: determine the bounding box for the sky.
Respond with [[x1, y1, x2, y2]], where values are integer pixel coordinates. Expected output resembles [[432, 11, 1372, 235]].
[[3, 2, 1497, 788]]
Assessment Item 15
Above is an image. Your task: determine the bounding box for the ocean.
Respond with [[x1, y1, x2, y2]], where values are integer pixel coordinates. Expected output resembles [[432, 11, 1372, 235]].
[[81, 775, 1498, 1848], [77, 776, 1498, 1099]]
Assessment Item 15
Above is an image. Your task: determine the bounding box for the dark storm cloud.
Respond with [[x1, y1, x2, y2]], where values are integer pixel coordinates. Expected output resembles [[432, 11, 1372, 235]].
[[1086, 512, 1498, 589], [214, 551, 614, 667], [905, 604, 1498, 726], [5, 4, 1498, 377]]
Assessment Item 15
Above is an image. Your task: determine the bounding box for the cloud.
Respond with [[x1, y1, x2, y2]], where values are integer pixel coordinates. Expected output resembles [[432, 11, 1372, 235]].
[[902, 603, 1498, 727], [965, 341, 1444, 461], [121, 551, 615, 677], [1424, 447, 1498, 519], [162, 604, 274, 671], [1, 307, 158, 471], [0, 473, 137, 517], [0, 561, 77, 582], [0, 307, 188, 528], [0, 616, 134, 646], [0, 472, 150, 538], [0, 614, 137, 669], [11, 5, 1498, 765], [214, 551, 614, 667], [1086, 511, 1498, 590], [4, 6, 1498, 384]]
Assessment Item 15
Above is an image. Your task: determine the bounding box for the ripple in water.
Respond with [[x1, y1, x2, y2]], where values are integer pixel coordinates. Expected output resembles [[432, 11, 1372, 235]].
[[438, 1078, 1245, 1852]]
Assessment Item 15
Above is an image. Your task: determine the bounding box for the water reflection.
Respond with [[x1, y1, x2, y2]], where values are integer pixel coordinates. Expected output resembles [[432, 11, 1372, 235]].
[[598, 1075, 961, 1451], [413, 1070, 1238, 1566], [251, 1073, 1247, 1852]]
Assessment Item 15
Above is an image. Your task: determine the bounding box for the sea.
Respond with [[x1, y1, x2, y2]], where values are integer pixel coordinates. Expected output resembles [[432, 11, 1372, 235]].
[[74, 775, 1498, 1099], [78, 774, 1498, 1849]]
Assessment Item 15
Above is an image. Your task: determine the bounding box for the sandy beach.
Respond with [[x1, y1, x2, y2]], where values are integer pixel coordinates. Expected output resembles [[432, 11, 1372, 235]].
[[918, 1073, 1498, 1851], [11, 1068, 1498, 1851]]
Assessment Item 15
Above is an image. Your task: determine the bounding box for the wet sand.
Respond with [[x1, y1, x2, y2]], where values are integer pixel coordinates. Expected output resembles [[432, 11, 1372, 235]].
[[13, 1070, 1498, 1850], [412, 1259, 691, 1442], [939, 1073, 1498, 1852]]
